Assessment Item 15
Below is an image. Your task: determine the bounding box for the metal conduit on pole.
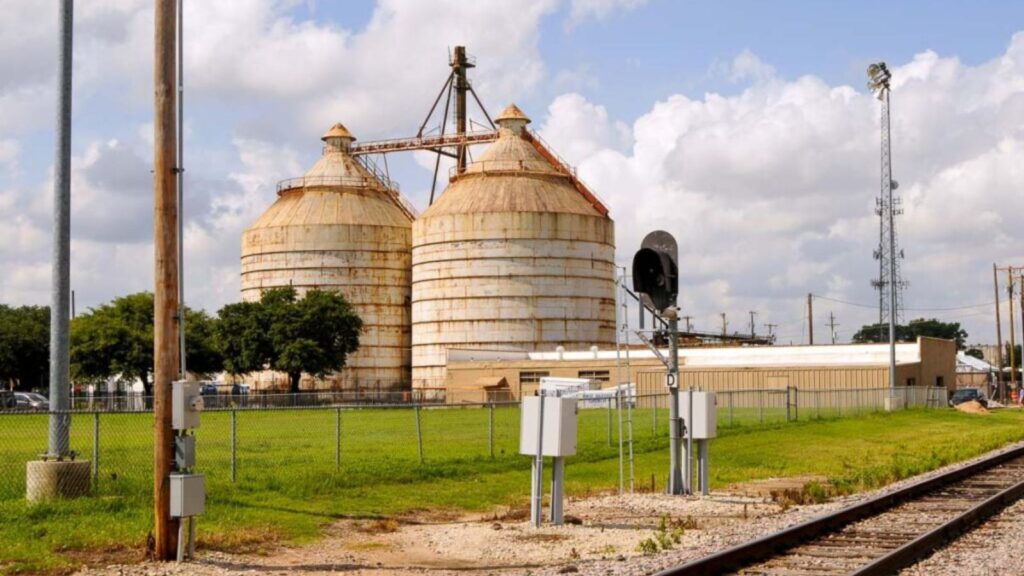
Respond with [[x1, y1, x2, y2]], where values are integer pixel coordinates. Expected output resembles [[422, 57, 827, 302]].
[[176, 0, 186, 378]]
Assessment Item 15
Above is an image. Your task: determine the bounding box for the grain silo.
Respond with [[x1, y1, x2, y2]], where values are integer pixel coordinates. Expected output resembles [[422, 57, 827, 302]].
[[241, 123, 415, 389], [411, 104, 616, 390]]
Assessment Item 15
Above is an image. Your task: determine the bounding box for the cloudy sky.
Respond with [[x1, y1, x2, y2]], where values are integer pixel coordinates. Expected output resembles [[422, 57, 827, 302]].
[[2, 0, 1023, 345]]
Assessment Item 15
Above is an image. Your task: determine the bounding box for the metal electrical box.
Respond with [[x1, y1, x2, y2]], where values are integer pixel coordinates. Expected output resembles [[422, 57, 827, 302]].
[[172, 381, 203, 430], [519, 396, 577, 457], [175, 435, 196, 469], [678, 391, 717, 439], [169, 473, 205, 517]]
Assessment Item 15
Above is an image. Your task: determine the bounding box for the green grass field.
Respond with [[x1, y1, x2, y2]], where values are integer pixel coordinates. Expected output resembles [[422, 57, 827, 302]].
[[1, 405, 1022, 574]]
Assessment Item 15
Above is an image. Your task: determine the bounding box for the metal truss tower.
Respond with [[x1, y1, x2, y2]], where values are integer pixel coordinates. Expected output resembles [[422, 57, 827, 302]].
[[868, 62, 907, 340]]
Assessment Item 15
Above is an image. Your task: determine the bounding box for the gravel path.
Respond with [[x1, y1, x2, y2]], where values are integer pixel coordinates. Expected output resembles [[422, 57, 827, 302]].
[[73, 441, 1024, 576]]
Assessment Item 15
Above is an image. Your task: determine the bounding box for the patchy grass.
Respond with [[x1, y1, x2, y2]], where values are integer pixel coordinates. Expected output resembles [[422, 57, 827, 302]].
[[1, 406, 1023, 574]]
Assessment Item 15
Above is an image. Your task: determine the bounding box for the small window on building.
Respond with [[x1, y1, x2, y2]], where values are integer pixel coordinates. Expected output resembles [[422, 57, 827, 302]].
[[518, 371, 550, 397], [519, 371, 549, 385], [907, 378, 916, 387], [936, 376, 944, 388], [578, 370, 610, 384]]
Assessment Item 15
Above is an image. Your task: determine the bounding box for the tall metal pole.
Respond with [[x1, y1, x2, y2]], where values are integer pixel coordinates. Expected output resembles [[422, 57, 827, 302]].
[[452, 46, 471, 172], [48, 0, 73, 459], [994, 264, 1004, 401], [884, 85, 898, 394], [665, 308, 683, 494], [153, 0, 181, 559], [176, 0, 186, 378]]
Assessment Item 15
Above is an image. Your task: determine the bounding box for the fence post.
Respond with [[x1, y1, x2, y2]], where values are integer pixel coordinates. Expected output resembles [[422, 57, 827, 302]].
[[92, 412, 99, 483], [488, 402, 494, 458], [652, 394, 658, 436], [786, 387, 791, 422], [415, 405, 424, 464], [335, 407, 342, 470], [728, 392, 734, 426], [607, 397, 613, 446], [758, 390, 764, 424], [231, 409, 237, 483]]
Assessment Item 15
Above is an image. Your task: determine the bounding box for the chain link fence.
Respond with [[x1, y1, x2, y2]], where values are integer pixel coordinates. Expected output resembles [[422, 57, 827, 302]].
[[0, 386, 947, 501]]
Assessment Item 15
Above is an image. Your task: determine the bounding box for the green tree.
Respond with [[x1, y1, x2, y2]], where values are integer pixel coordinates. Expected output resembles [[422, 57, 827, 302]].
[[70, 293, 224, 394], [0, 305, 50, 391], [217, 287, 362, 393], [964, 348, 984, 360], [183, 308, 225, 377], [851, 318, 968, 349]]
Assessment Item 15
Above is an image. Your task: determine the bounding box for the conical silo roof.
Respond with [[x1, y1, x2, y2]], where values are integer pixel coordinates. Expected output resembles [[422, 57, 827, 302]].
[[421, 105, 605, 217]]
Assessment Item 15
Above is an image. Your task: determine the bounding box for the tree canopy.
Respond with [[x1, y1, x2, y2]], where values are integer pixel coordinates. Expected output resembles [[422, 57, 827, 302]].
[[851, 317, 968, 349], [0, 304, 50, 391], [217, 287, 362, 393], [70, 293, 224, 394]]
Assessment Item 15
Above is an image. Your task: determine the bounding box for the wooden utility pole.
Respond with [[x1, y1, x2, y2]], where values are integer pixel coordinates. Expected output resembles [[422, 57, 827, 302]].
[[994, 264, 1004, 401], [681, 315, 693, 332], [748, 311, 757, 338], [807, 293, 814, 345], [153, 0, 180, 560], [826, 312, 839, 345], [1009, 268, 1017, 392], [720, 313, 728, 336], [1019, 272, 1024, 392]]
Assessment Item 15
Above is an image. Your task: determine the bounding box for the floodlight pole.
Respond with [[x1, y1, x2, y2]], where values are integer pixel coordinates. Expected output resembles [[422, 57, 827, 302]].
[[869, 62, 898, 397], [48, 0, 73, 460], [665, 307, 684, 495]]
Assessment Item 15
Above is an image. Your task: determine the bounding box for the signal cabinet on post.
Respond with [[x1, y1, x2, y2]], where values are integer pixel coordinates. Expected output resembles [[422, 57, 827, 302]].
[[678, 391, 717, 439], [519, 396, 578, 457]]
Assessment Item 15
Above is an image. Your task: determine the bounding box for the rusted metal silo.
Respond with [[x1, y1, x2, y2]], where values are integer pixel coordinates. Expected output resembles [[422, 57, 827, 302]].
[[411, 104, 616, 390], [241, 123, 415, 389]]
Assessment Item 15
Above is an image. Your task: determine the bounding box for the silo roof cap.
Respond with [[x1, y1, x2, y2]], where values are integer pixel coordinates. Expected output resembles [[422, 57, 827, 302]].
[[322, 122, 356, 142], [495, 104, 531, 125]]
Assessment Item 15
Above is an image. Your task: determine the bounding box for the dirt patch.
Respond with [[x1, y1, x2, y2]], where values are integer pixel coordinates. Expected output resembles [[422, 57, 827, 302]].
[[956, 400, 990, 415], [729, 475, 830, 499]]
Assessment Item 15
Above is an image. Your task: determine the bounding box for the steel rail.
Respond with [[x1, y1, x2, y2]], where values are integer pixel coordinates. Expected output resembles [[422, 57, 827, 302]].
[[654, 443, 1024, 576]]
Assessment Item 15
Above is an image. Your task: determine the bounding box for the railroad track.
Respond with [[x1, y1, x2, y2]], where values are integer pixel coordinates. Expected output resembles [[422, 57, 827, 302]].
[[655, 444, 1024, 576]]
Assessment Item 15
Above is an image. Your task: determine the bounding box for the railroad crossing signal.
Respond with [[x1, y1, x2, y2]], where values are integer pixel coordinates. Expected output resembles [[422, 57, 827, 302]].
[[632, 230, 678, 313]]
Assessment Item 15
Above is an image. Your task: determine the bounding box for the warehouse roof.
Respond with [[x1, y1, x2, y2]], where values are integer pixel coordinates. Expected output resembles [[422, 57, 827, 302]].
[[447, 340, 933, 368]]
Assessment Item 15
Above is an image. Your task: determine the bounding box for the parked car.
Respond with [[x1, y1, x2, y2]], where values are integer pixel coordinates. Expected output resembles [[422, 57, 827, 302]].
[[949, 387, 987, 408], [0, 390, 16, 410], [199, 382, 219, 395], [14, 392, 50, 411]]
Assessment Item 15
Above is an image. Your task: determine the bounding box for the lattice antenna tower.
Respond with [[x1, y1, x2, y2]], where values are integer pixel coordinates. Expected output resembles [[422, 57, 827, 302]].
[[868, 62, 907, 340]]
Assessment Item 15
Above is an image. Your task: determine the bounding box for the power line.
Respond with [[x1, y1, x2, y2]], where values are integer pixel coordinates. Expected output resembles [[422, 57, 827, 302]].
[[811, 294, 995, 312]]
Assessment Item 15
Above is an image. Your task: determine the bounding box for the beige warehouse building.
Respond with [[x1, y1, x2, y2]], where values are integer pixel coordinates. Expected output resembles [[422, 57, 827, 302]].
[[441, 337, 956, 404], [240, 124, 416, 389]]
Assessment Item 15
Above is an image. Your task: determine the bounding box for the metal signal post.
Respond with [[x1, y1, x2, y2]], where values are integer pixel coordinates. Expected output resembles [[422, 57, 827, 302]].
[[632, 231, 686, 494]]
